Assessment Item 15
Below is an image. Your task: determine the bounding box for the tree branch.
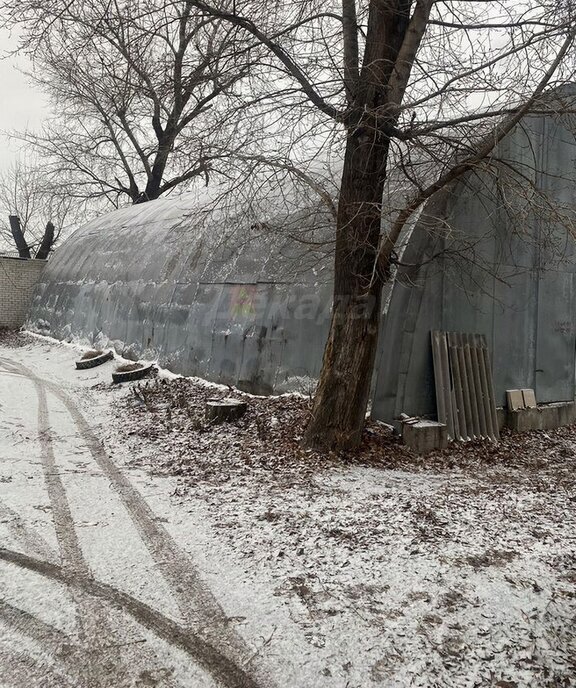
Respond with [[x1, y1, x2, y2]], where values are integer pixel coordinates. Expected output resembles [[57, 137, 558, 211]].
[[387, 0, 435, 111], [188, 0, 343, 120], [341, 0, 359, 105], [377, 25, 576, 276]]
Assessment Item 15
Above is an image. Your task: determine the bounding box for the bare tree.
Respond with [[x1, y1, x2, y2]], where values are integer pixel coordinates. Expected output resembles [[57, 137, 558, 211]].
[[0, 161, 73, 258], [183, 0, 576, 450], [2, 0, 256, 205]]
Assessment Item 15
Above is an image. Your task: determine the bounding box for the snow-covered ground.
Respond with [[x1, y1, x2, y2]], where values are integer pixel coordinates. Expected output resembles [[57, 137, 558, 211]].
[[0, 332, 575, 687]]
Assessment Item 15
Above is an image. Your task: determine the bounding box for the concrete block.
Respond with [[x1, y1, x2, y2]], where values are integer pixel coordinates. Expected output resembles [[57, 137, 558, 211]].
[[506, 389, 525, 411], [521, 388, 537, 408], [508, 407, 541, 432], [402, 420, 448, 454], [507, 402, 576, 432]]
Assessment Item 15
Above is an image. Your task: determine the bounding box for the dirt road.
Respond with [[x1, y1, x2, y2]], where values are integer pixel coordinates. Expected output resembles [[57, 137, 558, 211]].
[[0, 351, 271, 688], [2, 336, 576, 687]]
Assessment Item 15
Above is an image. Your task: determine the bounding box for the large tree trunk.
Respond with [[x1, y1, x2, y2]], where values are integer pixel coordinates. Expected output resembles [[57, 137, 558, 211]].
[[8, 215, 31, 259], [302, 287, 383, 450], [138, 173, 163, 202], [140, 129, 175, 203], [302, 0, 413, 451], [302, 131, 390, 451]]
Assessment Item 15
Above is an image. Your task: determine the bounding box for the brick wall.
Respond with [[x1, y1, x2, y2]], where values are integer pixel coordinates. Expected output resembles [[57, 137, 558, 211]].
[[0, 257, 46, 328]]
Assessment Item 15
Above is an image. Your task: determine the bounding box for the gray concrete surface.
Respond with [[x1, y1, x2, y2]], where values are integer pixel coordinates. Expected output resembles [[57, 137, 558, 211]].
[[506, 402, 576, 432]]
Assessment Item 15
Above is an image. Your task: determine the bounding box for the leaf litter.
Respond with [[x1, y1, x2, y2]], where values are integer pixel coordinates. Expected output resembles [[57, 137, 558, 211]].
[[110, 374, 576, 687]]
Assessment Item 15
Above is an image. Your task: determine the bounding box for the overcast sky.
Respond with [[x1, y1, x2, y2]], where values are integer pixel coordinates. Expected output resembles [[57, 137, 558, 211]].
[[0, 29, 49, 173]]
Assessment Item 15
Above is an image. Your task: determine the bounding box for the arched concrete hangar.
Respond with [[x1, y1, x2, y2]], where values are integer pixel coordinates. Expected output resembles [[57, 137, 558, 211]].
[[29, 95, 576, 425]]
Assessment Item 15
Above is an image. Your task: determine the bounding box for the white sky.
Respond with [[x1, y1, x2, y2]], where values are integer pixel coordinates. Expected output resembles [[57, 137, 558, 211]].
[[0, 29, 49, 172]]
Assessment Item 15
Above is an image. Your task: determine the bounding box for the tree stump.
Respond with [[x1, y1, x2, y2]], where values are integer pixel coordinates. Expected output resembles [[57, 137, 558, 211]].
[[205, 398, 247, 423]]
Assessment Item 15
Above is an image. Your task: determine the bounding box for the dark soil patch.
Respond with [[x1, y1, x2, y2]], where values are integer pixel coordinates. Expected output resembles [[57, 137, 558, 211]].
[[116, 362, 146, 373], [462, 549, 518, 570], [0, 329, 34, 347]]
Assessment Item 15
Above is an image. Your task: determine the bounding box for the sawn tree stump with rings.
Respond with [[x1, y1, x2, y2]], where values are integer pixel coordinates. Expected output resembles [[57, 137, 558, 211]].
[[205, 398, 247, 423]]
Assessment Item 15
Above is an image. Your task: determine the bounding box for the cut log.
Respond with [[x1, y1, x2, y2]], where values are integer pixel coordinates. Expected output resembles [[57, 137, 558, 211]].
[[205, 398, 247, 423]]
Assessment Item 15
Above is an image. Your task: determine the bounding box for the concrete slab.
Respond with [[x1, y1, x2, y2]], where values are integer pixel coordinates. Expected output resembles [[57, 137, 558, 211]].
[[521, 389, 537, 408], [507, 402, 576, 432]]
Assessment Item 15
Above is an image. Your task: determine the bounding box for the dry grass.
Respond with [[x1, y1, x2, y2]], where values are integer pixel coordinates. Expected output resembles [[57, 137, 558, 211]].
[[81, 349, 104, 360], [115, 362, 145, 373]]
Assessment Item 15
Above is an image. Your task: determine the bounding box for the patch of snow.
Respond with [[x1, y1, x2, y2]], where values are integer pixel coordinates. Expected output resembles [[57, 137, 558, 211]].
[[2, 333, 575, 687]]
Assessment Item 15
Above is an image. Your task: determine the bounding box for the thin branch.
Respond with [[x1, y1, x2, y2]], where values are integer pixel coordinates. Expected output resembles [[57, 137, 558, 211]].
[[377, 25, 576, 275], [188, 0, 343, 120]]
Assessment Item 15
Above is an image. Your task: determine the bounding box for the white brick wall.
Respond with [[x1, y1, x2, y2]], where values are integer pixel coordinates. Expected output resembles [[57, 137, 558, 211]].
[[0, 257, 46, 328]]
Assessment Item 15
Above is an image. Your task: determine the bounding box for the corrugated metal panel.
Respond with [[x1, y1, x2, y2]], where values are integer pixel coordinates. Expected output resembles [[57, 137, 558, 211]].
[[432, 331, 499, 442], [372, 98, 576, 424], [431, 330, 455, 438]]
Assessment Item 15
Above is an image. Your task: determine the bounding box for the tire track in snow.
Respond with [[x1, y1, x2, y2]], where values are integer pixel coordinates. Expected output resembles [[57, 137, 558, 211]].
[[0, 599, 80, 677], [0, 546, 261, 688], [35, 383, 86, 572], [35, 376, 127, 686], [0, 599, 74, 651], [0, 359, 130, 687], [0, 498, 58, 563], [0, 356, 270, 688], [0, 647, 77, 688]]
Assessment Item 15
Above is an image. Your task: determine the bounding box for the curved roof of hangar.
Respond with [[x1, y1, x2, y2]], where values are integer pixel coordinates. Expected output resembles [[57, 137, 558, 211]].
[[56, 193, 335, 288]]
